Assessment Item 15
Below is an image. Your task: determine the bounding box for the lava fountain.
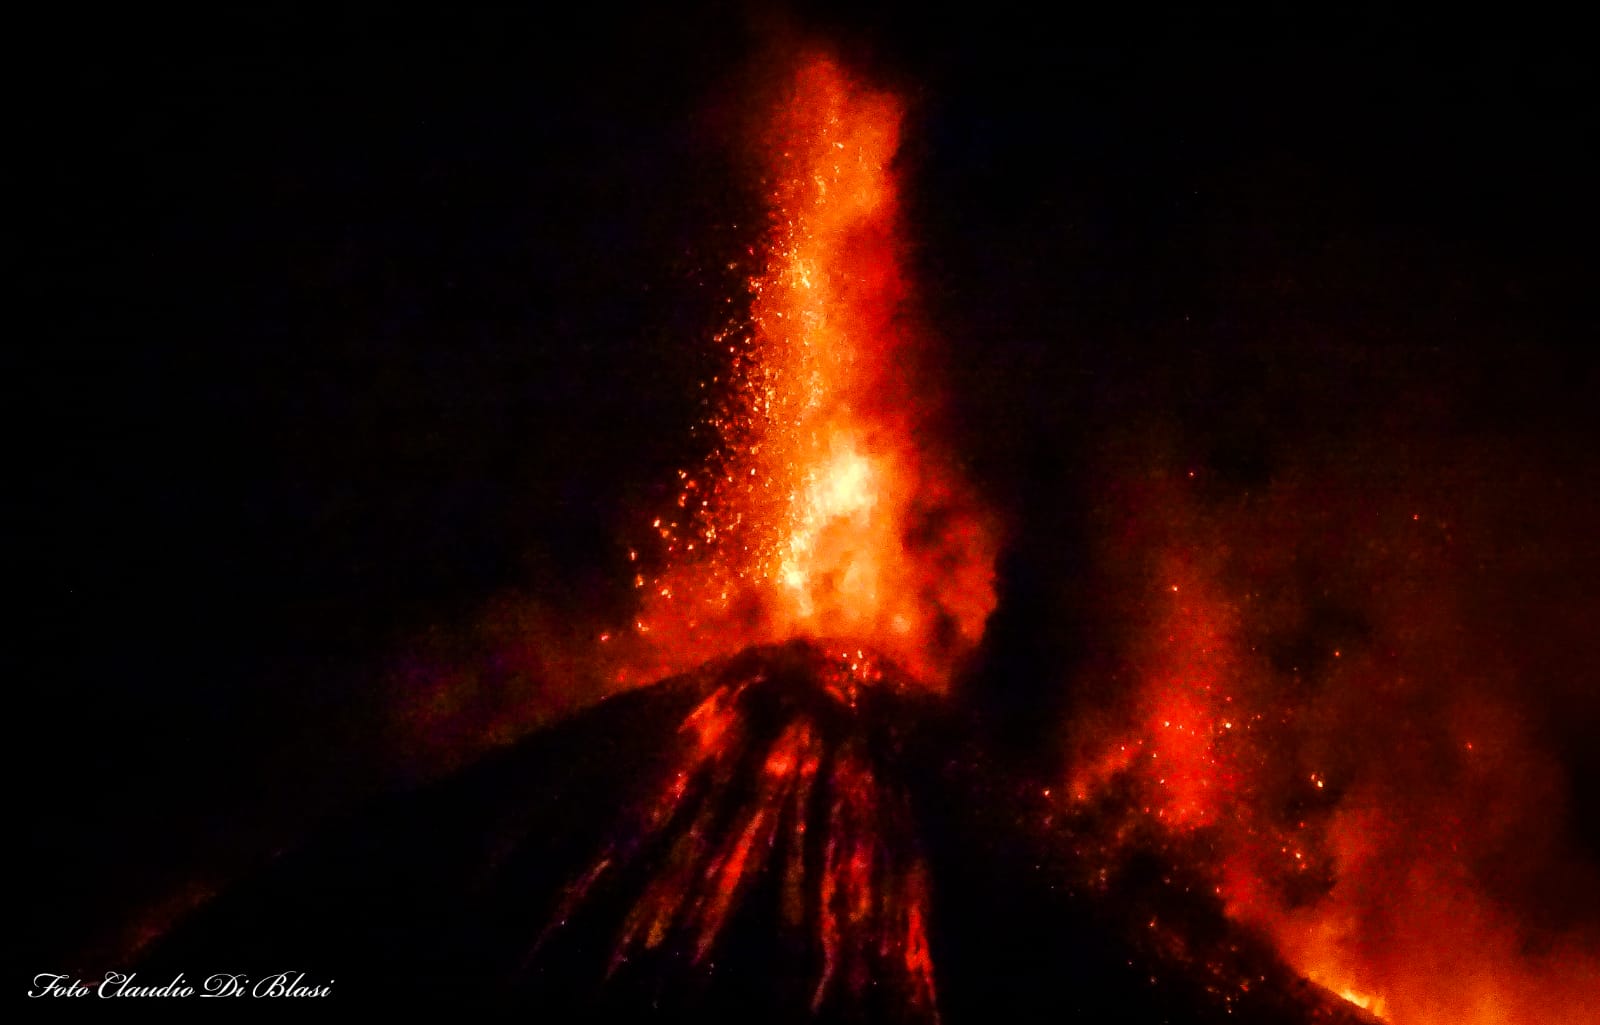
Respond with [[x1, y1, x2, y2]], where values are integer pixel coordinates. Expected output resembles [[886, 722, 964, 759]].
[[604, 53, 998, 691], [529, 52, 995, 1022]]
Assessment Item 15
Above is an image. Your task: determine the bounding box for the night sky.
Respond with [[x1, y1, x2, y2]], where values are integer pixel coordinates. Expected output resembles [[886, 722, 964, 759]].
[[23, 4, 1599, 992]]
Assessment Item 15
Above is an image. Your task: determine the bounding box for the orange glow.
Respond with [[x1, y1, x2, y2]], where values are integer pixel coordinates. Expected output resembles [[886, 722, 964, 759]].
[[1064, 464, 1600, 1024], [1067, 555, 1243, 829], [610, 53, 996, 689], [1231, 801, 1600, 1025]]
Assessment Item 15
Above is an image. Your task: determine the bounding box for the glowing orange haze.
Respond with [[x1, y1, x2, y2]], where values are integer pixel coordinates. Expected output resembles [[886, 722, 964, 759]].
[[1065, 464, 1600, 1024], [608, 54, 997, 688]]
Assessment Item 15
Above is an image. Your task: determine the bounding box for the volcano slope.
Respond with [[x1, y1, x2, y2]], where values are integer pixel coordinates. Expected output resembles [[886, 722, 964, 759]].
[[138, 639, 1374, 1023]]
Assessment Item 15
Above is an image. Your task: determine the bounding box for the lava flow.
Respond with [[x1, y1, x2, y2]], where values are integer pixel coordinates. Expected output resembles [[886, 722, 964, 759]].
[[605, 53, 997, 690], [529, 641, 940, 1022]]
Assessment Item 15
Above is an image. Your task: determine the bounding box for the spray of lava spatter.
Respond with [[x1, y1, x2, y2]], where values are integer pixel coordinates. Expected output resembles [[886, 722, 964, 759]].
[[385, 51, 995, 782], [601, 52, 997, 691]]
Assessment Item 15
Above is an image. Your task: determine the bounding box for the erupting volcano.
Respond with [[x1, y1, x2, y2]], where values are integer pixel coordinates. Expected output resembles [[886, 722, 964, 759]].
[[120, 42, 1598, 1025], [533, 53, 974, 1021]]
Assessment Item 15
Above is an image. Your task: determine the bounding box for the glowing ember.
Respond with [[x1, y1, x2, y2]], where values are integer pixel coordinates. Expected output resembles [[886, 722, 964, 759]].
[[610, 53, 997, 689]]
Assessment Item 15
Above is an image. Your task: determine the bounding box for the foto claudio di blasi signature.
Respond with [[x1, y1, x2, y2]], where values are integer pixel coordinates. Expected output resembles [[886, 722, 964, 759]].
[[29, 971, 333, 999]]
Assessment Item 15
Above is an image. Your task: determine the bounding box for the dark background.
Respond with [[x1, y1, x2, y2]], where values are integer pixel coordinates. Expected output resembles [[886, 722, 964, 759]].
[[21, 3, 1598, 979]]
